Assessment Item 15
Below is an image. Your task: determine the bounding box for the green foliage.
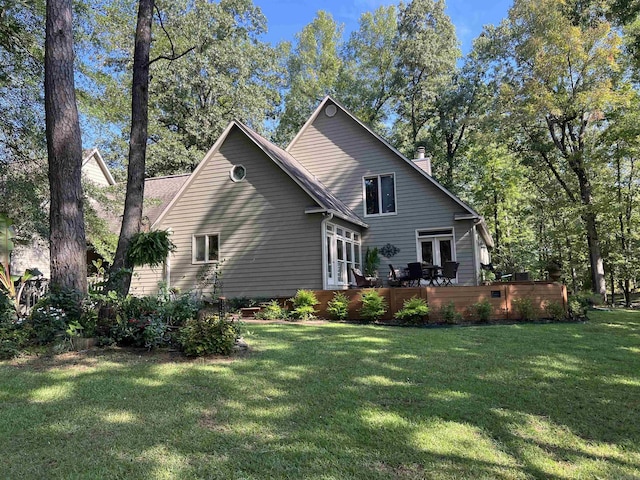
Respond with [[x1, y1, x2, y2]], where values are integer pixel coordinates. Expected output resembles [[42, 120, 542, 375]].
[[359, 289, 387, 322], [364, 247, 380, 277], [394, 296, 429, 324], [512, 298, 536, 321], [440, 301, 462, 324], [28, 304, 68, 345], [226, 297, 271, 313], [178, 315, 241, 357], [326, 292, 350, 321], [126, 230, 175, 268], [472, 299, 493, 323], [0, 320, 30, 360], [254, 300, 289, 320], [276, 11, 343, 144], [290, 290, 319, 320], [567, 294, 590, 320], [543, 301, 566, 321]]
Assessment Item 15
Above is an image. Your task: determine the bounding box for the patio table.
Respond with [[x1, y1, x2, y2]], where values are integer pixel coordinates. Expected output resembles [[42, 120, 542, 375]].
[[422, 265, 442, 286]]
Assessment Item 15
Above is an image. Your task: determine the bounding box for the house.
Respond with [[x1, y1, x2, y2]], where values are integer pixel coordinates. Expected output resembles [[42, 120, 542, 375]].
[[10, 149, 117, 278], [130, 97, 493, 298]]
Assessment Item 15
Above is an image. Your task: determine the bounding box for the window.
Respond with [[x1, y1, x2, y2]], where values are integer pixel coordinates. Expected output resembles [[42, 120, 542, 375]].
[[192, 234, 219, 263], [364, 174, 396, 216], [325, 223, 362, 287], [230, 165, 246, 182]]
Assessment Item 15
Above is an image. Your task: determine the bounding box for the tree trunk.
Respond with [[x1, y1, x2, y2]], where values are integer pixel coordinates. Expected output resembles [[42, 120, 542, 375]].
[[108, 0, 154, 296], [44, 0, 87, 295]]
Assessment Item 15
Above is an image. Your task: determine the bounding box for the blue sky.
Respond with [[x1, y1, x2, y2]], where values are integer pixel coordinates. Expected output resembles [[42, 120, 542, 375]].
[[256, 0, 514, 53]]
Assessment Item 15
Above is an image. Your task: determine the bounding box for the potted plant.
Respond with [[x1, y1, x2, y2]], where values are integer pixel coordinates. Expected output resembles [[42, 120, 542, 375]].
[[364, 247, 380, 278], [546, 258, 562, 282]]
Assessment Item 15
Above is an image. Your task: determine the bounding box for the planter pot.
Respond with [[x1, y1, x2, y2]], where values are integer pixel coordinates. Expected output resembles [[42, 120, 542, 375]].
[[71, 337, 96, 351], [548, 270, 561, 282]]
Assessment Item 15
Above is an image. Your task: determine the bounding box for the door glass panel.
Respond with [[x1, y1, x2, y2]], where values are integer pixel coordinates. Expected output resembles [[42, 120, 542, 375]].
[[421, 241, 434, 264], [380, 175, 395, 213], [439, 239, 452, 263], [337, 240, 344, 260]]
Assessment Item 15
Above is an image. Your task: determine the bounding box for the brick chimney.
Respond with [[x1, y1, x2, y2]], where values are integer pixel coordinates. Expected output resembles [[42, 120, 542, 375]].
[[413, 146, 432, 175]]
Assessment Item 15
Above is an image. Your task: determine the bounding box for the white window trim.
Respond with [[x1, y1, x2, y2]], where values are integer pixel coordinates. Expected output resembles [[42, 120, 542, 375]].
[[362, 173, 398, 217], [229, 164, 246, 182], [415, 227, 457, 269], [192, 233, 220, 264]]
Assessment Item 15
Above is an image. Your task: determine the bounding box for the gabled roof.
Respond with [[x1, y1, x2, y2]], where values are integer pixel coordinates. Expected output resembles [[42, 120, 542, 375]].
[[143, 174, 190, 226], [82, 148, 116, 186], [287, 96, 494, 248], [152, 121, 367, 229]]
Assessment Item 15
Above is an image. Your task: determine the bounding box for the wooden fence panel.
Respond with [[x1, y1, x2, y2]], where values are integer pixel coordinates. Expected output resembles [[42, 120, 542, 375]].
[[312, 282, 566, 323]]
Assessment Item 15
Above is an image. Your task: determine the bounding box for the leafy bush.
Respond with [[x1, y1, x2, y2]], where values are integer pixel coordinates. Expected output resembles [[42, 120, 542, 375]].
[[359, 290, 387, 322], [178, 315, 241, 356], [440, 301, 462, 324], [472, 299, 492, 323], [394, 296, 429, 324], [0, 318, 31, 359], [543, 301, 566, 321], [28, 304, 69, 345], [512, 298, 536, 321], [568, 298, 588, 320], [226, 297, 271, 313], [290, 290, 319, 320], [327, 292, 349, 321], [0, 292, 14, 324], [254, 300, 289, 320]]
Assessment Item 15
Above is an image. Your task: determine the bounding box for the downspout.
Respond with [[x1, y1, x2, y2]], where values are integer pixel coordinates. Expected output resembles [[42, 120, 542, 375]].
[[321, 212, 334, 290]]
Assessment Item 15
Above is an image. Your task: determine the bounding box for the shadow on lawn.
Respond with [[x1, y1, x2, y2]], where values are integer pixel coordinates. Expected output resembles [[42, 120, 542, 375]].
[[1, 312, 639, 478]]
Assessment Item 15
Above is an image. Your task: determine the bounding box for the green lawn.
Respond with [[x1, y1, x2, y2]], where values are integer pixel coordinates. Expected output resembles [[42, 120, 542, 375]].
[[1, 311, 639, 479]]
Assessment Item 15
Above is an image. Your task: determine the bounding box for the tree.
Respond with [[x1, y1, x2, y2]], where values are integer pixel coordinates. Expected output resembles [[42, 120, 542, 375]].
[[44, 0, 87, 294], [484, 0, 627, 297], [275, 11, 343, 145], [336, 5, 400, 132], [393, 0, 460, 152], [107, 0, 153, 297]]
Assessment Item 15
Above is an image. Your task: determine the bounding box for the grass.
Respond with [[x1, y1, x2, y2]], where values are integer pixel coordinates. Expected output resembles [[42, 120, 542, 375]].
[[1, 310, 639, 479]]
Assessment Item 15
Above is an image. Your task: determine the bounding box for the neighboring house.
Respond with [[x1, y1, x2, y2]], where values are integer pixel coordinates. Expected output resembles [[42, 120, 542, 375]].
[[11, 149, 117, 278], [130, 97, 493, 298]]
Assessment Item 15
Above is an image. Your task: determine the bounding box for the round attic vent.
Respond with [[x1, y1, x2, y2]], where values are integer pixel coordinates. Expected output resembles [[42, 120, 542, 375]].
[[230, 164, 246, 182], [325, 104, 337, 117]]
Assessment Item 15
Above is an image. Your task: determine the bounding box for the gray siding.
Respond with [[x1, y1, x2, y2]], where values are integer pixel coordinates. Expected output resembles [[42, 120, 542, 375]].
[[289, 103, 479, 286], [132, 127, 325, 298]]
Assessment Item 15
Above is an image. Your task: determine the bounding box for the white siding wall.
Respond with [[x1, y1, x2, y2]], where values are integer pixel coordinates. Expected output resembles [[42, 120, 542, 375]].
[[131, 127, 325, 298], [83, 157, 111, 187], [289, 103, 479, 286]]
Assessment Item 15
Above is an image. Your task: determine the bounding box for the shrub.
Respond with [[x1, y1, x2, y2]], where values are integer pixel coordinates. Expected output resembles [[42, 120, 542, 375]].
[[568, 298, 588, 320], [394, 296, 429, 324], [254, 300, 289, 320], [0, 318, 30, 359], [472, 299, 492, 323], [178, 315, 241, 356], [440, 301, 462, 324], [290, 290, 319, 320], [327, 292, 349, 321], [543, 300, 566, 321], [359, 290, 387, 322], [512, 298, 536, 321], [28, 304, 69, 345]]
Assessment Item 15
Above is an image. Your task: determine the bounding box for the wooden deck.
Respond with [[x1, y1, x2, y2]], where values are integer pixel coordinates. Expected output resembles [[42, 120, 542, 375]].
[[312, 282, 567, 322]]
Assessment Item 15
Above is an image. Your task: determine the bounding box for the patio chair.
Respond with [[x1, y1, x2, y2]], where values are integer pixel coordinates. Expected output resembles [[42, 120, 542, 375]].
[[441, 261, 459, 286], [352, 268, 377, 288], [406, 262, 423, 287]]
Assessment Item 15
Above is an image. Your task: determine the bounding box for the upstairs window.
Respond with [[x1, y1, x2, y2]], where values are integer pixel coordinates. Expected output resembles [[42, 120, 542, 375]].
[[364, 174, 396, 216], [193, 234, 219, 264]]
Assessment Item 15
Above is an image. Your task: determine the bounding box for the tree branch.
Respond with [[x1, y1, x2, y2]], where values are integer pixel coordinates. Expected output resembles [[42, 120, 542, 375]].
[[147, 4, 196, 67]]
